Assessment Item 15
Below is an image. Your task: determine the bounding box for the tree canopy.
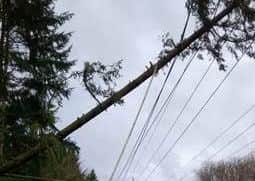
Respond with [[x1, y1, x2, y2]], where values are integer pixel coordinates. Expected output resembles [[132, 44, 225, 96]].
[[186, 0, 255, 69], [0, 0, 100, 180]]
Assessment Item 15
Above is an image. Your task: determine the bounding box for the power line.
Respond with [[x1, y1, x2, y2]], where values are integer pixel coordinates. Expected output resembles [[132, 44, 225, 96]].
[[179, 132, 255, 181], [138, 58, 214, 179], [177, 33, 245, 181], [123, 11, 194, 178], [108, 66, 158, 181], [208, 122, 255, 161], [122, 51, 197, 181], [184, 104, 255, 166], [179, 137, 255, 181], [137, 4, 223, 178], [229, 139, 255, 157], [170, 5, 241, 181], [142, 52, 197, 150], [132, 52, 197, 170], [119, 31, 194, 181], [116, 59, 177, 181], [142, 52, 246, 181], [177, 104, 255, 181]]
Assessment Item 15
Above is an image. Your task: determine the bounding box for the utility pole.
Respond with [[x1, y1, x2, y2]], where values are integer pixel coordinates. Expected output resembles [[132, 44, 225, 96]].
[[0, 2, 237, 174]]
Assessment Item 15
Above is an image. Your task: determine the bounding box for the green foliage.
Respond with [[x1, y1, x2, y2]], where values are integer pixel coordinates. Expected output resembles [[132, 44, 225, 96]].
[[39, 137, 84, 181], [0, 136, 96, 181], [167, 0, 255, 71], [0, 0, 99, 180], [73, 60, 123, 105], [83, 60, 123, 104], [85, 170, 98, 181], [0, 0, 75, 162]]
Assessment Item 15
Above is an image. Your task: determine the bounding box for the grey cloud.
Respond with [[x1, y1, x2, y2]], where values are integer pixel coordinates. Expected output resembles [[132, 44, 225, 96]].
[[55, 1, 255, 181]]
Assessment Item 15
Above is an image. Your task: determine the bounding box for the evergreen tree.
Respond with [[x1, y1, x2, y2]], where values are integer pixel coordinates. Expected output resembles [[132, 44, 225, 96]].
[[0, 0, 115, 179], [0, 0, 76, 176], [85, 170, 98, 181], [182, 0, 255, 70]]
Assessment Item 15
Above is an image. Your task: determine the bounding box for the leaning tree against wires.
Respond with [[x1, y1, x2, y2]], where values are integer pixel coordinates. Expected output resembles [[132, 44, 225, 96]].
[[137, 0, 255, 179], [0, 0, 255, 176]]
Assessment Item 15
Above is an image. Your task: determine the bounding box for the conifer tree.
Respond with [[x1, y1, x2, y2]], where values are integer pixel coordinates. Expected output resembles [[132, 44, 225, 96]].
[[0, 0, 77, 176], [85, 170, 98, 181], [0, 0, 118, 179], [0, 0, 75, 159]]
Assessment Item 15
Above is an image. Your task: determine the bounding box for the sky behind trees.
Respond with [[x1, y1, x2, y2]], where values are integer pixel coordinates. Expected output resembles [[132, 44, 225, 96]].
[[55, 1, 255, 180]]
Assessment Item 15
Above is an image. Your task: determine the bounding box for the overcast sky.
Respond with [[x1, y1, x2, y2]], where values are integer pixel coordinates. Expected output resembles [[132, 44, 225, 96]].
[[55, 1, 255, 181]]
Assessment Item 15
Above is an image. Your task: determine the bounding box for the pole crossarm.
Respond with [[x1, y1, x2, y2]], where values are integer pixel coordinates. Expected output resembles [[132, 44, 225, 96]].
[[0, 2, 236, 174]]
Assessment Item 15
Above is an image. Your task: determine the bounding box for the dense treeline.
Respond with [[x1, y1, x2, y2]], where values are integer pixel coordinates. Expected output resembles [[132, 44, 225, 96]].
[[198, 154, 255, 181]]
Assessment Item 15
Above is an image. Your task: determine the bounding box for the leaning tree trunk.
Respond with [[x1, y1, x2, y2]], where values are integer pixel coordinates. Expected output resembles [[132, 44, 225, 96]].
[[0, 1, 238, 174]]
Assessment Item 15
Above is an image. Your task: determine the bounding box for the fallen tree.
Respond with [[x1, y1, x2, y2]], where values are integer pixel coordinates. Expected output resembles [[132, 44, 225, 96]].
[[1, 0, 255, 174]]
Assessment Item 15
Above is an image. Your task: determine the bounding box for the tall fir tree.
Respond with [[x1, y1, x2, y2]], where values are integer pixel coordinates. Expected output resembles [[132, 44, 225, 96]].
[[0, 0, 76, 176]]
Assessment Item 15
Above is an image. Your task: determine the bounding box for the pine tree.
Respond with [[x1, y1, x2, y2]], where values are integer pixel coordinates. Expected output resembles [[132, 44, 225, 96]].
[[0, 0, 74, 173]]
